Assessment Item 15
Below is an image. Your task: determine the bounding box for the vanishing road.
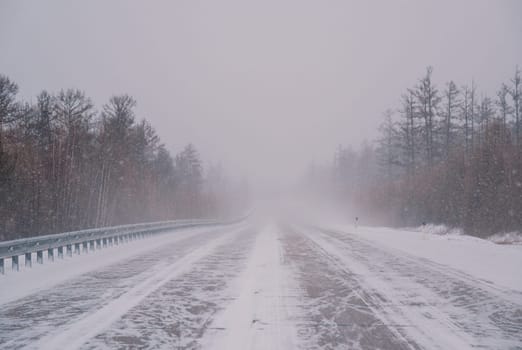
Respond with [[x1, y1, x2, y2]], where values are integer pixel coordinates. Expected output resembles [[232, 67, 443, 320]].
[[0, 219, 521, 349]]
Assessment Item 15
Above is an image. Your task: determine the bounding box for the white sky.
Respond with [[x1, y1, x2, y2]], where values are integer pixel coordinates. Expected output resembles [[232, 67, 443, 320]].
[[0, 0, 520, 190]]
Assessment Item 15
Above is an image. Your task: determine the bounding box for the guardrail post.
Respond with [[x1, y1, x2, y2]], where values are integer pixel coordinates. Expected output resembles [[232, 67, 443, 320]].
[[0, 258, 4, 275], [48, 248, 54, 262], [66, 244, 72, 257], [102, 238, 107, 248], [83, 241, 88, 253], [90, 240, 95, 252], [74, 243, 81, 255], [12, 256, 19, 271], [25, 252, 32, 267], [96, 239, 102, 249], [37, 250, 43, 264], [58, 246, 64, 259]]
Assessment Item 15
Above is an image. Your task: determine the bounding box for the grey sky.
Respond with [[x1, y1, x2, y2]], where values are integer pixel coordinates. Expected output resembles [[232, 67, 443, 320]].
[[1, 0, 520, 190]]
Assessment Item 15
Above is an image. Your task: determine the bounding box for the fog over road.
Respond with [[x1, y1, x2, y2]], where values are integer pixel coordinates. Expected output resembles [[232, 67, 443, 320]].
[[0, 219, 521, 349]]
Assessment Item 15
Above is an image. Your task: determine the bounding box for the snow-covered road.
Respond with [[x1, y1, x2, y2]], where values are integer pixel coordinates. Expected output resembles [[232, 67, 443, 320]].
[[292, 226, 522, 349], [0, 220, 521, 349]]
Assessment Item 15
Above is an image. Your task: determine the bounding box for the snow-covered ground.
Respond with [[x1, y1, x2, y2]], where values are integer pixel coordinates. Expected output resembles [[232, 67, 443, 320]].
[[329, 224, 522, 291], [0, 219, 520, 349]]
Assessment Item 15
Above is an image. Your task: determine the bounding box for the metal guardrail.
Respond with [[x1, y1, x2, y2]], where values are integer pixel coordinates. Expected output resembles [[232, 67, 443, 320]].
[[0, 217, 245, 274]]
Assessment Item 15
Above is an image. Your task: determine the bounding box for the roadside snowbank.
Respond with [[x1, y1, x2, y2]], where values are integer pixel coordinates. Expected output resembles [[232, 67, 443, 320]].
[[409, 223, 522, 245], [488, 231, 522, 245], [412, 223, 464, 236]]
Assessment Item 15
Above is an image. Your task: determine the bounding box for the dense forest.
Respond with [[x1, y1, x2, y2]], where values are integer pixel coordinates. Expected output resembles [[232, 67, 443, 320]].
[[0, 74, 248, 241], [313, 67, 522, 237]]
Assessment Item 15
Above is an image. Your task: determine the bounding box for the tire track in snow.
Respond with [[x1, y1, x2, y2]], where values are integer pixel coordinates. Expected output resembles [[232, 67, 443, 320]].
[[0, 224, 245, 350], [309, 226, 522, 349], [326, 226, 522, 305], [81, 226, 258, 349], [27, 224, 248, 350], [281, 225, 421, 350]]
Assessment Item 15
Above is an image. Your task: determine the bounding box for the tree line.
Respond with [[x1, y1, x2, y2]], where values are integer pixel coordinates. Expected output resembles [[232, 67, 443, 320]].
[[318, 67, 522, 237], [0, 74, 248, 241]]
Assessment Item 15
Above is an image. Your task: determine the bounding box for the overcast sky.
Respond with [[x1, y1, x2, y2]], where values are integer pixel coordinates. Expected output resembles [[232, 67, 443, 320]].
[[1, 0, 521, 190]]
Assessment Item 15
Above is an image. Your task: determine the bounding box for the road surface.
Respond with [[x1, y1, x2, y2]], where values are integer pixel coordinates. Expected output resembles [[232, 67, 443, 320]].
[[0, 219, 521, 349]]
